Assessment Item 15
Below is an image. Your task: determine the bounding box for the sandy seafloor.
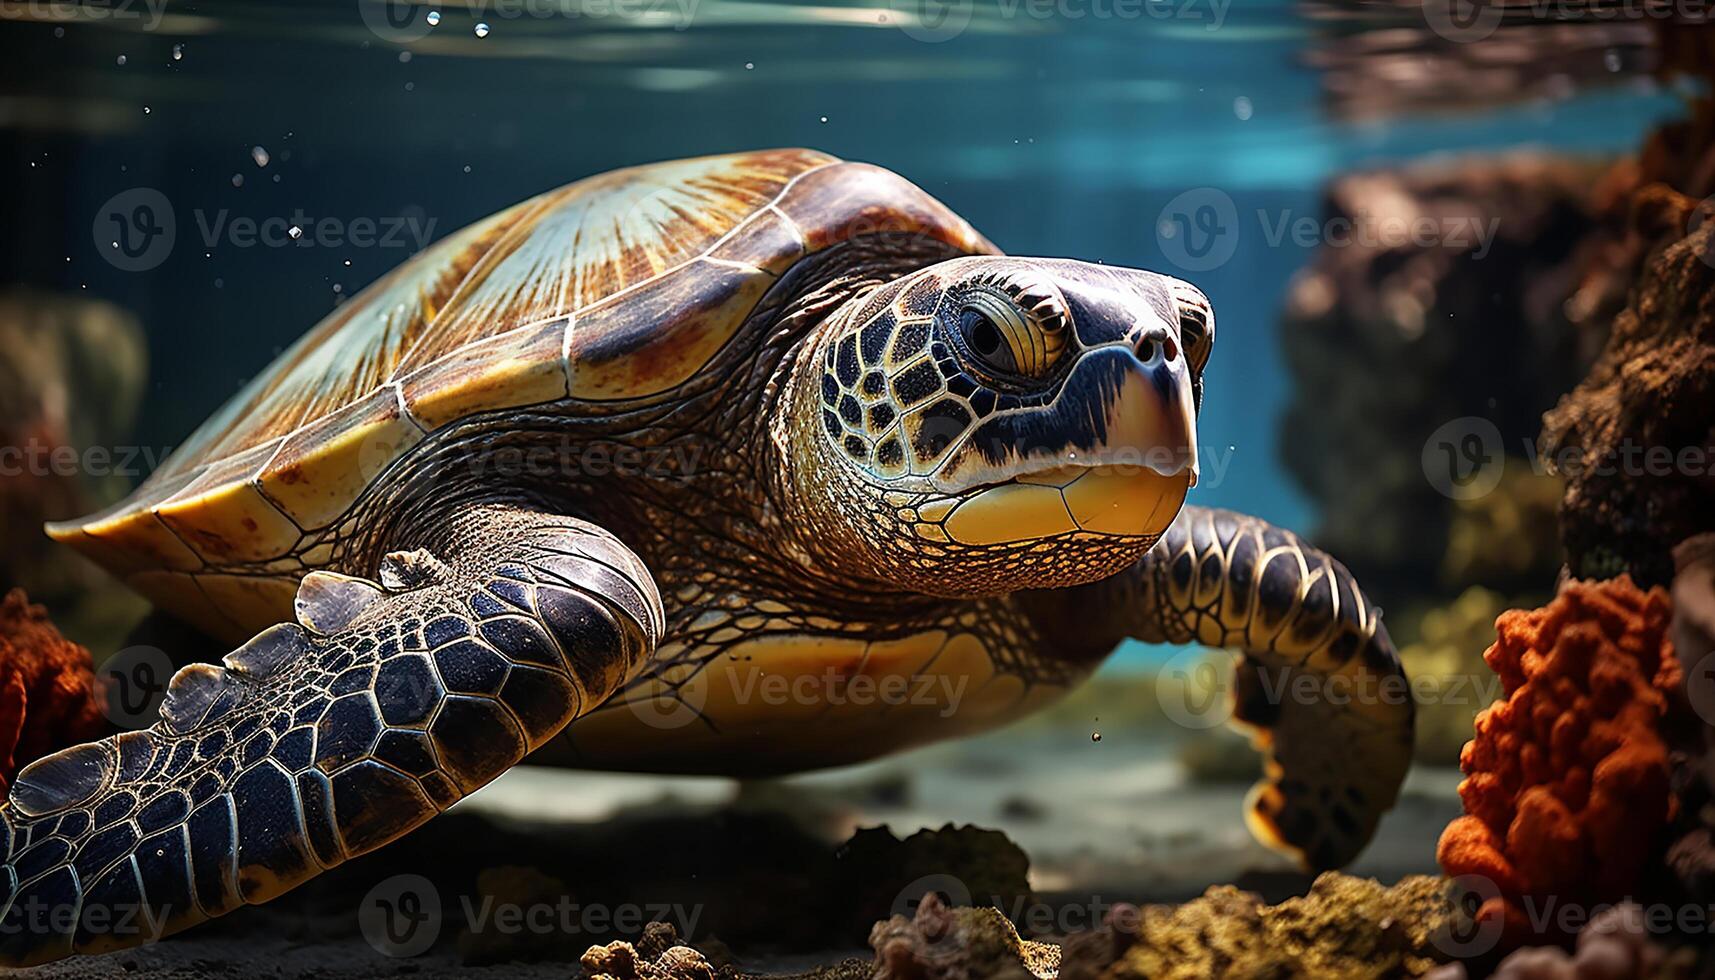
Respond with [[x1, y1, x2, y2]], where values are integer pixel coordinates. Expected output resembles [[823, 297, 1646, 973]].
[[17, 700, 1461, 979]]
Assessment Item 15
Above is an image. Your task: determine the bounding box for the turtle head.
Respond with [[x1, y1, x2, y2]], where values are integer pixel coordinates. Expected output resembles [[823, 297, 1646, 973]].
[[776, 255, 1213, 597]]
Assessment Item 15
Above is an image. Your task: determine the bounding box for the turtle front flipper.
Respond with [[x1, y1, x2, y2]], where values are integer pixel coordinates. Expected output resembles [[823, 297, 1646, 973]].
[[1120, 505, 1414, 870], [0, 506, 661, 966]]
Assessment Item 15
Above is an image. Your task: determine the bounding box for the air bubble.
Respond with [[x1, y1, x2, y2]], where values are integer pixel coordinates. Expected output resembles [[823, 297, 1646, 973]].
[[1233, 96, 1253, 121], [115, 54, 127, 66], [231, 174, 244, 187], [474, 22, 490, 37], [251, 145, 270, 167], [427, 10, 441, 25], [172, 44, 184, 61]]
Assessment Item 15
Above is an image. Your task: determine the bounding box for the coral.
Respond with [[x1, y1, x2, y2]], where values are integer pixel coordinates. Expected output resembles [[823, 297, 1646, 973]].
[[868, 892, 1057, 980], [1278, 153, 1611, 606], [1424, 903, 1695, 980], [1436, 577, 1683, 947], [1067, 873, 1453, 980], [582, 921, 719, 980], [0, 589, 106, 791], [1398, 587, 1519, 767], [1541, 186, 1715, 587]]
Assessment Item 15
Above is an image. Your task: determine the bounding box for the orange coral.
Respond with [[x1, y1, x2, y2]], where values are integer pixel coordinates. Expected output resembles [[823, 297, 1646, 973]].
[[1436, 576, 1682, 948], [0, 589, 107, 792]]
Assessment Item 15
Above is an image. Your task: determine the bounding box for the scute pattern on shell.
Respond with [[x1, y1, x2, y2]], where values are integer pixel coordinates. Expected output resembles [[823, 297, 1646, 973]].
[[48, 150, 996, 640]]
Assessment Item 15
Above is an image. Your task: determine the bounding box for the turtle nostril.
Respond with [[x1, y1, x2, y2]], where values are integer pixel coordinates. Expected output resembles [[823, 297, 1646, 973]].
[[1137, 338, 1158, 362], [1163, 336, 1178, 361]]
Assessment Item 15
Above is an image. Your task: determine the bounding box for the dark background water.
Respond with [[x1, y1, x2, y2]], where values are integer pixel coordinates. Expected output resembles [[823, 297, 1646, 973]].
[[0, 0, 1689, 556]]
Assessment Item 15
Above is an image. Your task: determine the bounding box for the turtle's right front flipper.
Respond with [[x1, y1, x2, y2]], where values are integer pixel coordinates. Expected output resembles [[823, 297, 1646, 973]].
[[0, 506, 661, 966]]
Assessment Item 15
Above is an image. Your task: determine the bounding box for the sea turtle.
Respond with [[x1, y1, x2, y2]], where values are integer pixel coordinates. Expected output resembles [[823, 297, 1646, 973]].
[[9, 149, 1413, 964]]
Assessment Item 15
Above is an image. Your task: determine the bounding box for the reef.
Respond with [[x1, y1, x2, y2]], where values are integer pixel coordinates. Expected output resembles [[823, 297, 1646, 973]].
[[1424, 902, 1695, 980], [1055, 873, 1453, 980], [0, 588, 106, 792], [581, 921, 724, 980], [1278, 153, 1609, 607], [1540, 184, 1715, 587], [869, 892, 1057, 980], [0, 291, 150, 649], [1666, 533, 1715, 908], [1436, 577, 1684, 948]]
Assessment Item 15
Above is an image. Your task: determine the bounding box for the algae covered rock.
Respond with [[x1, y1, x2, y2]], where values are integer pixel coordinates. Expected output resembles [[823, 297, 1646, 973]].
[[1099, 873, 1454, 979], [1541, 187, 1715, 587]]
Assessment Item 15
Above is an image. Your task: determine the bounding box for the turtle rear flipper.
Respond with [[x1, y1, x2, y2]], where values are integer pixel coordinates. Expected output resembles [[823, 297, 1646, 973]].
[[0, 507, 660, 966]]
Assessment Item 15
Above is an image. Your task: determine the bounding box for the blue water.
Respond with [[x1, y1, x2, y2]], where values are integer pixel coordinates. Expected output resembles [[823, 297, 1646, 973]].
[[1, 1, 1690, 668]]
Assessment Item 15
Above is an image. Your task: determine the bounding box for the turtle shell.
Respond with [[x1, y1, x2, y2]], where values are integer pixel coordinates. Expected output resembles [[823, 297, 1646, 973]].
[[51, 149, 995, 639]]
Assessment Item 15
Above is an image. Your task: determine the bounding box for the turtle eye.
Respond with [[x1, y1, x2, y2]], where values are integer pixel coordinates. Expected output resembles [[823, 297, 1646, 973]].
[[959, 307, 1017, 374], [954, 289, 1064, 380]]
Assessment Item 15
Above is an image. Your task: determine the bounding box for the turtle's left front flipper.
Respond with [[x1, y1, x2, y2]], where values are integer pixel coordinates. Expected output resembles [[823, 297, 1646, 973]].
[[1106, 506, 1414, 870], [0, 506, 661, 966]]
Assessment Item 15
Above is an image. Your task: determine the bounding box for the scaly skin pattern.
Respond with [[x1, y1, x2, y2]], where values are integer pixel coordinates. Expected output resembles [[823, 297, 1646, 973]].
[[1034, 506, 1416, 870], [12, 160, 1413, 965], [0, 508, 659, 965]]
